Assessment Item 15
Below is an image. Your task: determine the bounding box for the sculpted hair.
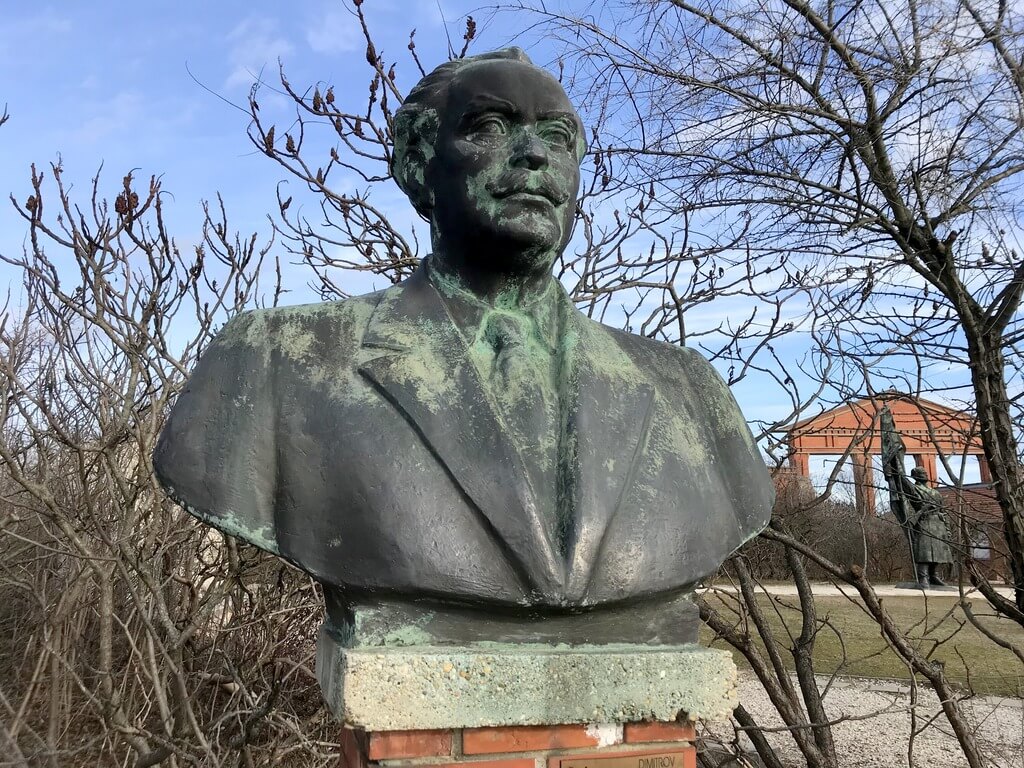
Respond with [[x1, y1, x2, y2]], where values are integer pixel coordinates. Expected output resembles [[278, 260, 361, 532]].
[[391, 47, 583, 216]]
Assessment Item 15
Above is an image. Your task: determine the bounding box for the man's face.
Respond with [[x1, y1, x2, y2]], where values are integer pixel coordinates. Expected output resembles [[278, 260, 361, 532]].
[[427, 60, 583, 277]]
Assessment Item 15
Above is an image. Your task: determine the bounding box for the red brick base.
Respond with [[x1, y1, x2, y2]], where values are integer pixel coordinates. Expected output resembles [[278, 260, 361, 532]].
[[336, 722, 697, 768]]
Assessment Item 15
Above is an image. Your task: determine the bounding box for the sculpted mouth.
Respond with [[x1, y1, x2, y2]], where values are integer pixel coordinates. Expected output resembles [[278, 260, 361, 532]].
[[486, 176, 569, 206], [496, 189, 561, 205]]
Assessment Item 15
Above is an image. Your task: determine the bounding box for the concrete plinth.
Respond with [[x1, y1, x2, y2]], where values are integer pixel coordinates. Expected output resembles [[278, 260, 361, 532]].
[[318, 633, 737, 731]]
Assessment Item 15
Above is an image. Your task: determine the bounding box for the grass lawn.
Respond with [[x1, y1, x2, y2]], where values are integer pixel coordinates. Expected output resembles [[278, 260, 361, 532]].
[[699, 593, 1024, 697]]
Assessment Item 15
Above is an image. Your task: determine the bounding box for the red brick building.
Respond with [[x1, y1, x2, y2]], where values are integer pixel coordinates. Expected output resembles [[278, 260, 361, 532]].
[[938, 483, 1010, 582]]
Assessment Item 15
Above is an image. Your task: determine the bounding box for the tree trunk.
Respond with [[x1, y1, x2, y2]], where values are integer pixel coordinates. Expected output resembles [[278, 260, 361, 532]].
[[964, 329, 1024, 614]]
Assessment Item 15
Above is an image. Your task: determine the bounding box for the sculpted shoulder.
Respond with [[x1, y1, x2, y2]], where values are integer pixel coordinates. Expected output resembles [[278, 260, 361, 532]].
[[576, 313, 773, 561], [585, 317, 757, 442], [211, 291, 385, 366], [581, 315, 710, 379], [154, 290, 387, 557]]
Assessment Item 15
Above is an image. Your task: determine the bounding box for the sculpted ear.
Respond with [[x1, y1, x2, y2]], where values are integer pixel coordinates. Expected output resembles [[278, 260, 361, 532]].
[[391, 108, 439, 218]]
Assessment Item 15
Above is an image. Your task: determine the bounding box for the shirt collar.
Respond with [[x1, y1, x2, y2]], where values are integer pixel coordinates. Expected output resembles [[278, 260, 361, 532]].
[[425, 256, 561, 352]]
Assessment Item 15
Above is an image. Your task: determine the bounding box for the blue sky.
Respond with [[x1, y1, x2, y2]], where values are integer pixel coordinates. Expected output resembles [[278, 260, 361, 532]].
[[0, 1, 492, 299], [0, 2, 986, 486]]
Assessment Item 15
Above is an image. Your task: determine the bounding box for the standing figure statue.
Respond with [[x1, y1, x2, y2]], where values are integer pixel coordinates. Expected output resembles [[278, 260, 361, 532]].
[[880, 406, 955, 589]]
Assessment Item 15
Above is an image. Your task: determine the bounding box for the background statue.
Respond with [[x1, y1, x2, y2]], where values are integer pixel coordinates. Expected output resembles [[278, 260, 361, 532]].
[[880, 406, 955, 589], [154, 48, 773, 648]]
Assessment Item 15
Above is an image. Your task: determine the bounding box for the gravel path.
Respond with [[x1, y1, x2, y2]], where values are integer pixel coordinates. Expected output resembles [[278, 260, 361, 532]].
[[703, 672, 1024, 767]]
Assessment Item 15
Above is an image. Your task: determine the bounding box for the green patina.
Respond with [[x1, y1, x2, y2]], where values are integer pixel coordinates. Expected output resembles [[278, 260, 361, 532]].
[[169, 487, 280, 555], [224, 298, 385, 405], [462, 145, 572, 255], [373, 623, 438, 647], [430, 264, 564, 449], [350, 608, 439, 648], [390, 346, 460, 412], [393, 108, 440, 211], [213, 269, 750, 525], [464, 162, 509, 225], [208, 510, 279, 554]]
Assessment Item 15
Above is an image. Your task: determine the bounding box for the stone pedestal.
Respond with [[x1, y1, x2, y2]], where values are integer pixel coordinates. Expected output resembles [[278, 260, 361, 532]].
[[324, 641, 735, 768]]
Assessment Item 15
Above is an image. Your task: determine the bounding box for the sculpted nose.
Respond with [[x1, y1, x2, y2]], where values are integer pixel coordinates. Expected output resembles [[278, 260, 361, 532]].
[[511, 133, 548, 170]]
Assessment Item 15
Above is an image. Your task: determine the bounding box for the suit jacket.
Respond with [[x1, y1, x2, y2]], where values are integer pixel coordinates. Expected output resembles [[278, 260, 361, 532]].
[[155, 263, 773, 609]]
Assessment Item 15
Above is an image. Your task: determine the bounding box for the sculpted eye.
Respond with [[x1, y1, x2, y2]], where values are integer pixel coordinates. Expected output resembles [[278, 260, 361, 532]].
[[470, 115, 508, 136], [539, 122, 575, 150]]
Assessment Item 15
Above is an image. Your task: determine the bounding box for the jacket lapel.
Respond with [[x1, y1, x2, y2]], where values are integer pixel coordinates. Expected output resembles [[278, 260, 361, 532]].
[[557, 307, 656, 601], [357, 267, 564, 597]]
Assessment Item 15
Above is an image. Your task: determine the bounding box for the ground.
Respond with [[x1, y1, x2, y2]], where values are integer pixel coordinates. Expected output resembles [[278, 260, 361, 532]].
[[702, 671, 1023, 768], [698, 584, 1024, 766], [700, 586, 1024, 697]]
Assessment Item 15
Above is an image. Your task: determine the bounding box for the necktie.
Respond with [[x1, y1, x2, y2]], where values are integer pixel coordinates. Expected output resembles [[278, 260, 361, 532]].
[[486, 311, 542, 391], [479, 310, 565, 553]]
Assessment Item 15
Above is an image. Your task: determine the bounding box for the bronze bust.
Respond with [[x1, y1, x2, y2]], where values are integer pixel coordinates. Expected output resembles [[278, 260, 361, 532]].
[[155, 48, 773, 647]]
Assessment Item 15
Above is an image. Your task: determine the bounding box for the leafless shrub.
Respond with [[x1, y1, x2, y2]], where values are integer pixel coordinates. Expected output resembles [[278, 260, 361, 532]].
[[0, 166, 336, 765], [3, 2, 1024, 766]]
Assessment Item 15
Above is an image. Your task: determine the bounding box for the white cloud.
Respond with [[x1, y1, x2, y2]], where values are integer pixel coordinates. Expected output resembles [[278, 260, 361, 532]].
[[224, 16, 294, 90], [0, 9, 73, 68], [419, 0, 452, 27], [305, 6, 361, 55], [71, 90, 144, 144], [8, 9, 72, 36], [62, 88, 199, 149]]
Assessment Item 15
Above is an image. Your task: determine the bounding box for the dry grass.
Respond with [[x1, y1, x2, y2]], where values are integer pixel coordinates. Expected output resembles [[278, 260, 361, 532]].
[[701, 593, 1024, 697]]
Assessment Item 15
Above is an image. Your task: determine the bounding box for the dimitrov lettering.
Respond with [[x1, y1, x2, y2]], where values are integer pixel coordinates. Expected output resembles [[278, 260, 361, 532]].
[[638, 757, 675, 768]]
